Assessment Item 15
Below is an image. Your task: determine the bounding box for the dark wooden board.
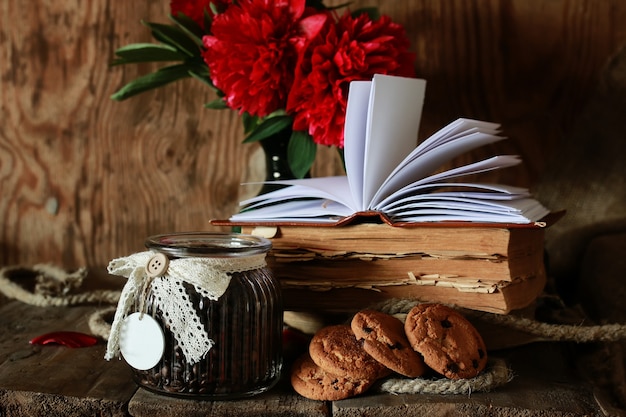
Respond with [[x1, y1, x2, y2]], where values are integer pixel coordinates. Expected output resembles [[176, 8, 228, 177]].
[[128, 382, 329, 417], [127, 343, 606, 417], [0, 276, 612, 416], [0, 299, 137, 416], [334, 344, 603, 417]]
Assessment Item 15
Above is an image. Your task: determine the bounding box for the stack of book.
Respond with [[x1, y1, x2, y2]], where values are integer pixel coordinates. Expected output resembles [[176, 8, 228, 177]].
[[213, 75, 558, 315], [238, 213, 558, 314]]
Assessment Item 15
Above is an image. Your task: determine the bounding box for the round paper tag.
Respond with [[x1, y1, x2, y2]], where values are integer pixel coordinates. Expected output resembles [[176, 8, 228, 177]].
[[119, 313, 165, 370]]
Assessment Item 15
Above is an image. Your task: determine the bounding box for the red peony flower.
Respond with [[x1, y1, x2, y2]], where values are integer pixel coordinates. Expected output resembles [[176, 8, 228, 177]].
[[170, 0, 231, 30], [115, 0, 416, 177], [201, 0, 322, 118], [286, 11, 416, 148]]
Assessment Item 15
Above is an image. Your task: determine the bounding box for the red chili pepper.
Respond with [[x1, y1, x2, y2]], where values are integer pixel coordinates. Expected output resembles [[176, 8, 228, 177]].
[[29, 331, 99, 348]]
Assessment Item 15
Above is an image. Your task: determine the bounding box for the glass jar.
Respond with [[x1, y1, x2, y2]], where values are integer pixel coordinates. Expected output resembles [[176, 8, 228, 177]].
[[131, 232, 283, 399]]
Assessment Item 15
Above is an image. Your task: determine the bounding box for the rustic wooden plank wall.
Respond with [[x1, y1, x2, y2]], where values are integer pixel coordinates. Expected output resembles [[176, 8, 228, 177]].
[[1, 0, 625, 270]]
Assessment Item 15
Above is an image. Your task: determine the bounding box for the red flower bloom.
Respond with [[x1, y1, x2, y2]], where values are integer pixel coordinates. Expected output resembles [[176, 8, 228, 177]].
[[201, 0, 319, 118], [287, 11, 416, 148], [170, 0, 230, 30]]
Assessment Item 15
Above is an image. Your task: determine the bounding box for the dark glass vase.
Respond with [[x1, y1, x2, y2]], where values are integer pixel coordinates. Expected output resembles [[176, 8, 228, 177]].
[[258, 128, 297, 195]]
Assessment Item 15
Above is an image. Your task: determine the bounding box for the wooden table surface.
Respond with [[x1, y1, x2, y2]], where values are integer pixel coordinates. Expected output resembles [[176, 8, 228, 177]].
[[0, 289, 614, 416]]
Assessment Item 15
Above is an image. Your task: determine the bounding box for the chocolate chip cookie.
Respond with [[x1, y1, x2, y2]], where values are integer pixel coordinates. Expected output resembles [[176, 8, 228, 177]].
[[308, 324, 390, 380], [351, 309, 426, 378], [290, 353, 375, 401], [404, 303, 488, 379]]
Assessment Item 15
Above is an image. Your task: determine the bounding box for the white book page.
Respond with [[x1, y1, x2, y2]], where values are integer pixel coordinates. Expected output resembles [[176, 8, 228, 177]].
[[238, 176, 356, 212], [231, 199, 353, 222], [408, 155, 522, 187], [343, 81, 372, 211], [393, 211, 535, 223], [376, 181, 531, 212], [412, 119, 500, 157], [389, 198, 536, 215], [379, 119, 501, 190], [382, 189, 529, 212], [390, 196, 550, 223], [370, 131, 506, 208], [362, 75, 426, 207]]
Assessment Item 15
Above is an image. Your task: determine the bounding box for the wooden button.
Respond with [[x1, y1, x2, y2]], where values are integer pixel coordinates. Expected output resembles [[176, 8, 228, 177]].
[[145, 253, 169, 277]]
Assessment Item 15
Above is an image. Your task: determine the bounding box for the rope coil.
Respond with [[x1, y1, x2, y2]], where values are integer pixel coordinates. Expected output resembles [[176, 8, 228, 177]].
[[378, 358, 513, 395], [0, 264, 121, 307], [373, 298, 626, 344]]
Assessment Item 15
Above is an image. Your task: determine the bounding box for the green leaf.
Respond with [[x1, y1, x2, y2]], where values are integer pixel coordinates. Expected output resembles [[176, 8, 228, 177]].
[[169, 13, 204, 47], [203, 9, 213, 32], [241, 113, 258, 134], [243, 116, 292, 144], [288, 131, 317, 178], [266, 109, 289, 118], [188, 66, 216, 89], [142, 21, 200, 57], [111, 43, 187, 65], [110, 64, 193, 101], [204, 98, 228, 109]]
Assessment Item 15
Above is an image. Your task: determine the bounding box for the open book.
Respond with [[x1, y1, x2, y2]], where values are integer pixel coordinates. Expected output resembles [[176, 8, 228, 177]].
[[230, 74, 550, 225]]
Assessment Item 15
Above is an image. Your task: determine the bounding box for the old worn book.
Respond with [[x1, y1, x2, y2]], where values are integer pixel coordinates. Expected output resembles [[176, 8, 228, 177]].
[[232, 215, 557, 314], [280, 273, 546, 315], [244, 215, 547, 262], [230, 74, 550, 225]]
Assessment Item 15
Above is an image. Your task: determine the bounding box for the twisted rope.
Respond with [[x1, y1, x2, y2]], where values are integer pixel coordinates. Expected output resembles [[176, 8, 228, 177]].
[[378, 358, 513, 395], [88, 306, 116, 341], [0, 264, 121, 307], [374, 298, 626, 344]]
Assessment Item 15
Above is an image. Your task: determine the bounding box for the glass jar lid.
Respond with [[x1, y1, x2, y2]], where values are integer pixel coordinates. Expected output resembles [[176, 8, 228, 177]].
[[145, 232, 272, 258]]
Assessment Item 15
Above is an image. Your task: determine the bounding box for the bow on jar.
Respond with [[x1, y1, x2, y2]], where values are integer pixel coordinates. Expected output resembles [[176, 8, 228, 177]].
[[104, 250, 266, 365]]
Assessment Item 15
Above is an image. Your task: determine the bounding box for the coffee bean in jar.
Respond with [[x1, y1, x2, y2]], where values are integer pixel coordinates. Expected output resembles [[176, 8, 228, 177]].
[[106, 232, 283, 399]]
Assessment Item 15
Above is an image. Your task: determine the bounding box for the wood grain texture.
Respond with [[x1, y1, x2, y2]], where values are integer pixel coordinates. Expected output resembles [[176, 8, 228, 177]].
[[129, 385, 330, 417], [0, 299, 136, 416], [1, 0, 625, 269]]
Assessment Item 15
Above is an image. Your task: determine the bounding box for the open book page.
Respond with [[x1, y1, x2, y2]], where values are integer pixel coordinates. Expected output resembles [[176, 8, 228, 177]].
[[237, 176, 356, 211], [370, 120, 504, 207], [232, 198, 352, 223], [230, 159, 549, 224], [229, 74, 550, 225], [361, 75, 426, 207], [373, 155, 524, 210], [381, 185, 549, 223], [411, 118, 501, 156], [343, 81, 371, 211], [231, 177, 354, 222], [233, 75, 427, 220]]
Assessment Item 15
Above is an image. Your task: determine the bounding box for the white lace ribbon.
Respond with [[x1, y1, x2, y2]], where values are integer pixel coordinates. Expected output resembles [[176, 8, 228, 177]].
[[104, 250, 267, 365]]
